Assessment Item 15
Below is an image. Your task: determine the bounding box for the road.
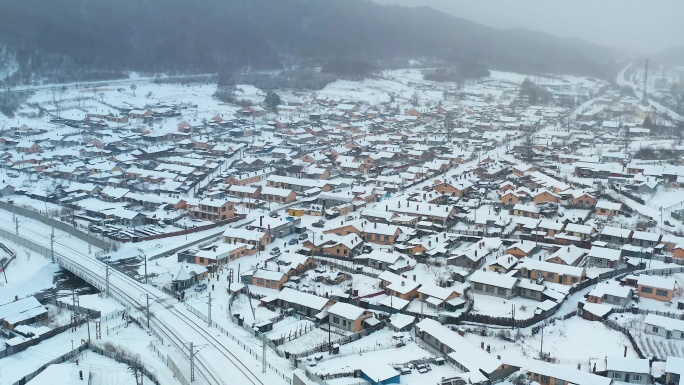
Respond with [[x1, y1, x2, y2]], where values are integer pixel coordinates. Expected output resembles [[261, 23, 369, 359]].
[[0, 212, 283, 385], [0, 73, 215, 94], [616, 63, 683, 122]]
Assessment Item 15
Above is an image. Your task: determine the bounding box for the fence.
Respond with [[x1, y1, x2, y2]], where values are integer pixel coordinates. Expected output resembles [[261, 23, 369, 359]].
[[611, 306, 684, 320], [0, 227, 52, 259], [313, 256, 380, 278], [596, 317, 645, 359], [184, 301, 293, 384], [148, 228, 227, 260], [289, 321, 386, 360], [569, 265, 639, 295], [0, 318, 87, 360], [40, 298, 102, 319], [10, 344, 89, 385], [271, 322, 315, 347], [148, 342, 187, 383], [0, 201, 111, 250], [90, 344, 162, 385], [100, 309, 127, 322], [456, 300, 561, 329], [0, 241, 17, 272], [639, 266, 684, 276]]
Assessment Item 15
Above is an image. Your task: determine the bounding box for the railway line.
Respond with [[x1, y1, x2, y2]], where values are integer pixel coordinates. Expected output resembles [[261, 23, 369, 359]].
[[0, 214, 271, 385]]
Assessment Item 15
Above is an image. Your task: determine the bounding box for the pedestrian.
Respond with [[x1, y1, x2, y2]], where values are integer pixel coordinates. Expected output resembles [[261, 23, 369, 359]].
[[212, 284, 215, 291]]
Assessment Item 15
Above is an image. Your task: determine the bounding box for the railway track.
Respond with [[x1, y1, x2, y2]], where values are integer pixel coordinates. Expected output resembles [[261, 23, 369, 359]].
[[0, 214, 268, 385]]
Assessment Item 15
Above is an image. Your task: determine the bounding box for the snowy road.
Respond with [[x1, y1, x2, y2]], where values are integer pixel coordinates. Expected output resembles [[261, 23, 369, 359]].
[[0, 213, 285, 385]]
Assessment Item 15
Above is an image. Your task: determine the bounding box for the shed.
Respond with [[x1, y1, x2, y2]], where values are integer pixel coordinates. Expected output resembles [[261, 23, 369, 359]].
[[359, 363, 400, 385]]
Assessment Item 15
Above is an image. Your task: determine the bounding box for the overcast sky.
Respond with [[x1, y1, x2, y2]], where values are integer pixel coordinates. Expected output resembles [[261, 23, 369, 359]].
[[374, 0, 682, 53]]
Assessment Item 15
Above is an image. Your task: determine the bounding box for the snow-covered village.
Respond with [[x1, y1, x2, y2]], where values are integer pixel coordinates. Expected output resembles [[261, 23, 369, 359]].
[[1, 2, 684, 385]]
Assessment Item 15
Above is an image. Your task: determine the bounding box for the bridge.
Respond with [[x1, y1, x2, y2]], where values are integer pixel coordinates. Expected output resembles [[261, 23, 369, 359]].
[[0, 214, 286, 385]]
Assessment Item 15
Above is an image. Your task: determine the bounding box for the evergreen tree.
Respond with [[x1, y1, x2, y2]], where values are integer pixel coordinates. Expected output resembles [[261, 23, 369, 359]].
[[264, 91, 281, 111]]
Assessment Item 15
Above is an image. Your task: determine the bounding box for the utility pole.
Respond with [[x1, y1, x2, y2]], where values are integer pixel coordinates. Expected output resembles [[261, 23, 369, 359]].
[[50, 228, 55, 262], [511, 303, 515, 329], [143, 253, 148, 284], [262, 333, 267, 373], [189, 342, 195, 382], [146, 294, 150, 329], [642, 59, 649, 104], [207, 292, 212, 326], [86, 315, 91, 343], [105, 265, 110, 297], [540, 324, 544, 358]]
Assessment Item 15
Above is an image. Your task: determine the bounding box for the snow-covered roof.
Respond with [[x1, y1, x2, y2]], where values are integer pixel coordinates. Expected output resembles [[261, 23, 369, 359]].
[[327, 302, 366, 321], [252, 269, 287, 281], [637, 275, 676, 290], [507, 241, 537, 254], [504, 357, 611, 385], [666, 356, 684, 376], [417, 284, 458, 301], [588, 281, 632, 299], [517, 258, 585, 277], [596, 200, 622, 211], [469, 270, 518, 289], [272, 288, 330, 311], [416, 319, 502, 375], [389, 313, 415, 330], [644, 314, 684, 332], [587, 246, 622, 261], [601, 226, 632, 238], [606, 357, 650, 374], [546, 245, 588, 265]]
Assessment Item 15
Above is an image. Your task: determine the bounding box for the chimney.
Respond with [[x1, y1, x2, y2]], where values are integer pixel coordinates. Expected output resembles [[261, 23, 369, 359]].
[[481, 342, 485, 349], [486, 345, 490, 353], [413, 274, 416, 281]]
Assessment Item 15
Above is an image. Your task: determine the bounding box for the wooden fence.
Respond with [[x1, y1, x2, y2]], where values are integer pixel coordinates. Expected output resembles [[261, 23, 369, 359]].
[[595, 317, 645, 359], [289, 321, 386, 360], [0, 319, 87, 360]]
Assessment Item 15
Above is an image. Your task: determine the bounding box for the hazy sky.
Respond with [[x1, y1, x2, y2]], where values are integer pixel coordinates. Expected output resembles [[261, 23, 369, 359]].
[[374, 0, 682, 53]]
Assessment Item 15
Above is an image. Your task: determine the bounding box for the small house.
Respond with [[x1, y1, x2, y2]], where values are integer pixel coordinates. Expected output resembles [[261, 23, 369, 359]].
[[327, 302, 373, 332]]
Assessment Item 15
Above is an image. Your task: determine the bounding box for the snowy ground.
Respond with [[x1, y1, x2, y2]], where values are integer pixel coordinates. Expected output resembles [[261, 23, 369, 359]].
[[463, 315, 638, 371], [0, 237, 59, 304], [0, 309, 180, 385]]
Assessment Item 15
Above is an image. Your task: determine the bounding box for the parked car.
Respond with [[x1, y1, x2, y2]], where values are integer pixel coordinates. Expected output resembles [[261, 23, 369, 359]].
[[298, 233, 309, 240], [270, 247, 281, 255], [312, 221, 325, 228], [195, 283, 207, 292], [288, 238, 299, 245], [269, 212, 279, 218]]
